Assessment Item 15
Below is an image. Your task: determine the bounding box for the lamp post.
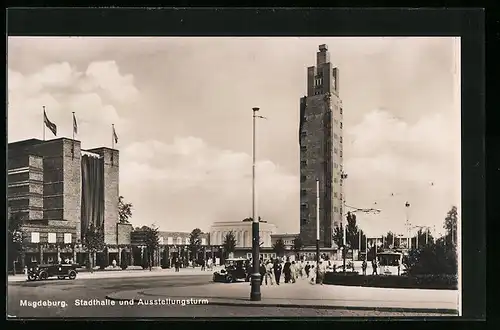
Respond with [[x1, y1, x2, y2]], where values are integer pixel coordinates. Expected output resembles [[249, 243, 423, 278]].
[[405, 201, 411, 249], [250, 107, 262, 301], [316, 179, 320, 284]]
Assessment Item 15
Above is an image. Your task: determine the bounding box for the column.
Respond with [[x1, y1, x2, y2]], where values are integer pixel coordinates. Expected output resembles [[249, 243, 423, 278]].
[[130, 247, 135, 266], [57, 246, 61, 263], [118, 247, 122, 265], [39, 245, 44, 263]]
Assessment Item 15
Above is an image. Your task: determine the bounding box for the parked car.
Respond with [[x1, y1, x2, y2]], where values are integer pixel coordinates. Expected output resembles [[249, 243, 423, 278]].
[[213, 258, 250, 283], [27, 263, 78, 281]]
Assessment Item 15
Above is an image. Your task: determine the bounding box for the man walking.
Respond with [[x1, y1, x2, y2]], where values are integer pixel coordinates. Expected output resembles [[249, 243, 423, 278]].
[[362, 259, 367, 275], [273, 259, 282, 285], [283, 258, 292, 283], [265, 260, 274, 285], [372, 257, 378, 275], [317, 260, 326, 285]]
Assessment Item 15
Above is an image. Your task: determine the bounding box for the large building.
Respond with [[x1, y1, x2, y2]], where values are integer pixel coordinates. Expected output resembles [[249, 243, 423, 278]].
[[299, 44, 344, 248], [210, 219, 276, 248], [7, 138, 129, 267]]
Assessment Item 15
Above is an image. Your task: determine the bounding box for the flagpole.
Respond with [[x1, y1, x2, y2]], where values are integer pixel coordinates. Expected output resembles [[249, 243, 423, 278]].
[[112, 124, 115, 150], [72, 112, 75, 158], [43, 106, 46, 141]]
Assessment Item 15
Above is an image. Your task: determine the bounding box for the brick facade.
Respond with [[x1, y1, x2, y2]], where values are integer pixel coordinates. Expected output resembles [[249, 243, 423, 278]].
[[299, 45, 343, 248], [87, 147, 119, 245]]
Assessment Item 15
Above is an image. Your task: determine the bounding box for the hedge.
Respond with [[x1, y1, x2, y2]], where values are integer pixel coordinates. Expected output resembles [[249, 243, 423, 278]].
[[324, 273, 458, 290]]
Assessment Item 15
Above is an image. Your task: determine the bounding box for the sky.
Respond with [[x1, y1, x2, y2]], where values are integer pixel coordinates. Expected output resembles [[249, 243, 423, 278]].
[[7, 37, 461, 237]]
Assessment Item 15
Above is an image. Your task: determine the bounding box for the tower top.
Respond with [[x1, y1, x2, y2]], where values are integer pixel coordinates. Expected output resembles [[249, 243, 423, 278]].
[[319, 44, 328, 52]]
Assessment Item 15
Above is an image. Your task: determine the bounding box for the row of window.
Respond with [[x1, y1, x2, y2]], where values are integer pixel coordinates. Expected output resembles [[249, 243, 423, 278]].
[[30, 232, 72, 244], [163, 237, 207, 245]]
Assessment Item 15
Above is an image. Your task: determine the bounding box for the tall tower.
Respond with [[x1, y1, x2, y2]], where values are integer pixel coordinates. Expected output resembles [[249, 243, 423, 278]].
[[299, 44, 344, 248]]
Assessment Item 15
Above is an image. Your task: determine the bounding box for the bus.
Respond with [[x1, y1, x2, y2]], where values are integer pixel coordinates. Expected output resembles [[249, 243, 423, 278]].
[[377, 251, 405, 275]]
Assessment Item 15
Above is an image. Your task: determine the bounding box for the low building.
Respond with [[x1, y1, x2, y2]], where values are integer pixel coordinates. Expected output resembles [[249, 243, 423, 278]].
[[210, 218, 277, 248]]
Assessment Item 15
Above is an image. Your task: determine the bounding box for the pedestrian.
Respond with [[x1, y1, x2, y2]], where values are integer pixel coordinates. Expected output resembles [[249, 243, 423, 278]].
[[112, 259, 117, 268], [175, 259, 180, 272], [283, 258, 291, 283], [201, 259, 206, 271], [259, 261, 266, 285], [362, 259, 367, 275], [317, 260, 326, 285], [273, 259, 282, 285], [372, 258, 378, 275], [290, 261, 297, 283], [397, 259, 401, 276], [265, 260, 274, 285], [309, 265, 316, 283], [305, 262, 311, 278]]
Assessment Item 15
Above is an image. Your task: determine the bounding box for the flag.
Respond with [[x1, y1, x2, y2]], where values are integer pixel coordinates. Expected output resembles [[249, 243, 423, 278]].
[[73, 113, 78, 135], [44, 110, 57, 136], [112, 125, 118, 144]]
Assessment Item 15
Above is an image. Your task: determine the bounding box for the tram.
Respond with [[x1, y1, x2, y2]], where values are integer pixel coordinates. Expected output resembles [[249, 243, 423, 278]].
[[377, 251, 405, 275]]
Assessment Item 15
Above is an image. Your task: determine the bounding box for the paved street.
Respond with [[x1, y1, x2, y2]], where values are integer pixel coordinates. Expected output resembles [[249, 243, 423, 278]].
[[8, 269, 457, 318]]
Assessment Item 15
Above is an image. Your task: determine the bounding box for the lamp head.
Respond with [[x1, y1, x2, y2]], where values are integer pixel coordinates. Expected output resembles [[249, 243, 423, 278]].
[[252, 107, 260, 112]]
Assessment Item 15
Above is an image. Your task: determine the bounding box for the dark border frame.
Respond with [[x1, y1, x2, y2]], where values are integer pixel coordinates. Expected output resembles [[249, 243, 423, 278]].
[[5, 7, 485, 324]]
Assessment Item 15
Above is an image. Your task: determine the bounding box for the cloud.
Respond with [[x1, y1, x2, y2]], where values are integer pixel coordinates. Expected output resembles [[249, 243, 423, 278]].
[[119, 137, 298, 233], [8, 61, 138, 149], [344, 109, 461, 237]]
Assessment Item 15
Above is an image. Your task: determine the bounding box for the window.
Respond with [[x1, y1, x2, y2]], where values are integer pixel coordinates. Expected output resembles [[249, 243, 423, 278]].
[[334, 148, 338, 154], [185, 237, 190, 245], [340, 108, 343, 115], [176, 237, 182, 245], [301, 218, 308, 225], [64, 233, 72, 244], [334, 119, 338, 126], [340, 151, 343, 157], [334, 178, 338, 183], [334, 207, 338, 212], [300, 175, 307, 182], [48, 232, 56, 243], [340, 207, 343, 214], [167, 237, 173, 245], [31, 232, 40, 243], [300, 131, 307, 139], [334, 192, 338, 198], [301, 203, 308, 211], [340, 136, 343, 143], [301, 189, 307, 196], [201, 238, 207, 245], [334, 133, 338, 140], [300, 146, 307, 153], [300, 160, 307, 167], [340, 122, 343, 129]]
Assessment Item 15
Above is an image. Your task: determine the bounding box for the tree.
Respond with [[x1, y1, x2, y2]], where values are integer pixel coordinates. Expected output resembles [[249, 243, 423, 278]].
[[292, 236, 304, 259], [403, 238, 457, 276], [332, 225, 344, 249], [144, 225, 160, 271], [384, 231, 395, 249], [8, 212, 24, 275], [413, 228, 434, 249], [272, 239, 286, 257], [222, 231, 237, 258], [83, 223, 105, 272], [346, 212, 359, 249], [444, 206, 458, 247], [118, 196, 133, 224], [189, 228, 203, 263]]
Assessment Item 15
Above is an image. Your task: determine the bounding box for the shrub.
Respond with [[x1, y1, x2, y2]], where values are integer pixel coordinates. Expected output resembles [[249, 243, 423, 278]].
[[323, 273, 457, 290], [404, 240, 457, 276]]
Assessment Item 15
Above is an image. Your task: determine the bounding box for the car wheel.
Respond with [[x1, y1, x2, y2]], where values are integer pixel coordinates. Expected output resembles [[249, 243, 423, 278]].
[[39, 272, 48, 280], [27, 274, 36, 281], [68, 270, 77, 280], [226, 275, 233, 283], [58, 276, 65, 280]]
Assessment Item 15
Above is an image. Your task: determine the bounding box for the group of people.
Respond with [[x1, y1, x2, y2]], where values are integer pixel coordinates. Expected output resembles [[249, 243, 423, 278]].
[[247, 257, 331, 285]]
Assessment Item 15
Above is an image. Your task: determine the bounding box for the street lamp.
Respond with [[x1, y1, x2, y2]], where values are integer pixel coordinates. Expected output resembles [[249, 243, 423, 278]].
[[250, 107, 262, 301], [405, 201, 411, 249]]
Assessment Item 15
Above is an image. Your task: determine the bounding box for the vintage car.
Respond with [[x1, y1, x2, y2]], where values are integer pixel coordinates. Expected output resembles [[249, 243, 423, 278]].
[[213, 258, 250, 283], [27, 263, 78, 281]]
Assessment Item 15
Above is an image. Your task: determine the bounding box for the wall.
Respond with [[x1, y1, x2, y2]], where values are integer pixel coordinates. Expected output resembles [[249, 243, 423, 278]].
[[87, 147, 119, 246], [210, 221, 277, 248], [117, 223, 133, 245]]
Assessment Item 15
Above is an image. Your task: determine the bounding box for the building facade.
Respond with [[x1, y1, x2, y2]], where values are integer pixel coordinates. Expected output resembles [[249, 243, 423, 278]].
[[210, 219, 277, 248], [7, 138, 129, 268], [299, 44, 344, 248]]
